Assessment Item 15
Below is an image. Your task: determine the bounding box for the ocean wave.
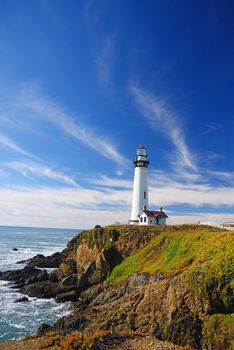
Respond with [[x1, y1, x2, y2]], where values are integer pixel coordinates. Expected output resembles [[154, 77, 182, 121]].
[[0, 226, 77, 341]]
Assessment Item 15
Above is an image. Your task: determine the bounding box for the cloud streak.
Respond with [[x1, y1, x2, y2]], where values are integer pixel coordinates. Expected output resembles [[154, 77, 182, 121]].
[[17, 84, 128, 166], [96, 36, 115, 85], [7, 161, 79, 187], [0, 179, 233, 228], [0, 133, 37, 159], [130, 85, 197, 171]]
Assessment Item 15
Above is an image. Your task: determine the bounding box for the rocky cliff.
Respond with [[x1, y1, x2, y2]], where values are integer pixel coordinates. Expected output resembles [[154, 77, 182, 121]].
[[1, 224, 234, 349]]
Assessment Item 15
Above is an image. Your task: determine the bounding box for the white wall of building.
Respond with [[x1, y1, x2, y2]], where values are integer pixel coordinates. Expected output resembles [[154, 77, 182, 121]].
[[130, 166, 148, 222], [139, 213, 166, 226]]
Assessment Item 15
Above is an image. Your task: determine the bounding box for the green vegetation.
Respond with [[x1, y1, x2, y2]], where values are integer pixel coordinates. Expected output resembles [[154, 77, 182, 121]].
[[105, 225, 234, 348], [185, 231, 234, 310], [107, 227, 234, 310], [203, 314, 234, 350], [75, 225, 125, 250], [37, 224, 234, 350]]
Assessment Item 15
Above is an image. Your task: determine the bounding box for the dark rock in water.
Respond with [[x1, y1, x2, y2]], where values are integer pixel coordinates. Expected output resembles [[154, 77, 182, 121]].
[[17, 252, 63, 268], [16, 259, 27, 264], [38, 323, 52, 335], [14, 296, 29, 303], [55, 290, 79, 302], [37, 270, 49, 282], [53, 313, 88, 334], [94, 225, 102, 229], [12, 248, 18, 251], [25, 274, 38, 285], [0, 266, 41, 283], [20, 280, 58, 298]]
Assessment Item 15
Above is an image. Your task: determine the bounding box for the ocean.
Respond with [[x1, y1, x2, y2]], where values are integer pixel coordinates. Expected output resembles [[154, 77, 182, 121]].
[[0, 225, 81, 342]]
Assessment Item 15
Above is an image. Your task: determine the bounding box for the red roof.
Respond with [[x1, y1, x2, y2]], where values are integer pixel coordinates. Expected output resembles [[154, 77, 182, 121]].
[[142, 210, 168, 218]]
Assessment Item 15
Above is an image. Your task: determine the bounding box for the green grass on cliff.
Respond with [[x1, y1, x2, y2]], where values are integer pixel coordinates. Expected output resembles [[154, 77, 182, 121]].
[[203, 313, 234, 349], [107, 226, 234, 309], [108, 227, 232, 282]]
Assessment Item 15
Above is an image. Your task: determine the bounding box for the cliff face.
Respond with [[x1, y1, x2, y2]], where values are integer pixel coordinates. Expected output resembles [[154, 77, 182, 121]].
[[1, 225, 233, 349], [54, 225, 234, 350]]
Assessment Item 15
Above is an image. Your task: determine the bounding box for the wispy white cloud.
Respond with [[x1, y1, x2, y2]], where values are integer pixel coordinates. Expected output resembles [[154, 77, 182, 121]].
[[89, 174, 132, 189], [17, 84, 128, 166], [0, 181, 233, 228], [7, 161, 79, 187], [96, 36, 115, 85], [0, 133, 37, 159], [204, 170, 234, 185], [90, 172, 234, 208], [0, 187, 130, 228], [200, 122, 222, 136], [130, 85, 197, 171]]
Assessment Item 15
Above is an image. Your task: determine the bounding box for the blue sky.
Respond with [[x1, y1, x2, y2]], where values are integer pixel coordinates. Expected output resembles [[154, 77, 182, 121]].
[[0, 0, 233, 228]]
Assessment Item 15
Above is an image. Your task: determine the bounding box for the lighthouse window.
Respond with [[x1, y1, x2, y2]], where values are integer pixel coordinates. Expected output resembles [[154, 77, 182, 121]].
[[144, 217, 146, 223], [144, 191, 146, 199]]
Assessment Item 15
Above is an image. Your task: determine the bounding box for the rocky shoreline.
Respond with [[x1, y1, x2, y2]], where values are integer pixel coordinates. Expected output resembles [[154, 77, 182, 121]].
[[0, 224, 233, 349]]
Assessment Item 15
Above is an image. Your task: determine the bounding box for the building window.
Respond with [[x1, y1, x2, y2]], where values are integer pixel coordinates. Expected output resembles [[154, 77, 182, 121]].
[[144, 191, 146, 199], [140, 217, 143, 222], [150, 220, 152, 223], [144, 217, 146, 223]]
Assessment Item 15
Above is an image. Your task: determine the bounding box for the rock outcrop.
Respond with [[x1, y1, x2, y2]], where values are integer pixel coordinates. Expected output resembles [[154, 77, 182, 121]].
[[1, 224, 233, 349], [17, 251, 65, 268]]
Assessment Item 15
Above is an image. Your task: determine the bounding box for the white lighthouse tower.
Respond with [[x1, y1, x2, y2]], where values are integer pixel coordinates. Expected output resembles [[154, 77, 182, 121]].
[[129, 145, 149, 224]]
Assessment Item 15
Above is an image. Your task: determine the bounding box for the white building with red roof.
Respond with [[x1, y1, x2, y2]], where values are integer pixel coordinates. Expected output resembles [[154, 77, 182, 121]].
[[139, 207, 168, 226]]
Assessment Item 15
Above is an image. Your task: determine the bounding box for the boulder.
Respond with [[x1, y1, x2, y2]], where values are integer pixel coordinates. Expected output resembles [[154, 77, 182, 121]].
[[12, 248, 18, 251], [0, 266, 41, 283], [20, 280, 58, 298], [38, 323, 52, 335], [25, 275, 38, 285], [36, 270, 49, 282], [17, 252, 64, 268], [61, 274, 77, 287], [49, 271, 59, 283], [80, 284, 105, 305], [14, 296, 29, 303], [53, 313, 89, 334], [55, 290, 79, 302], [58, 259, 77, 279], [88, 251, 110, 285]]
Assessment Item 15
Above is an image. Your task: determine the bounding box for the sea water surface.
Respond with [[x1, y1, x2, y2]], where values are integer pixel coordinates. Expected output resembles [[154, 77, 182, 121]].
[[0, 225, 81, 342]]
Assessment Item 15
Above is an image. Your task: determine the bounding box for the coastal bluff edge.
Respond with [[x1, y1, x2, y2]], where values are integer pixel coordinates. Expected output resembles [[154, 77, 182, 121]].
[[0, 224, 233, 350]]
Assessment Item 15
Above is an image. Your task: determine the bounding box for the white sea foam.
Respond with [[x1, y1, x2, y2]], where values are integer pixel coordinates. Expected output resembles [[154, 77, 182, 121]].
[[0, 226, 78, 341]]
